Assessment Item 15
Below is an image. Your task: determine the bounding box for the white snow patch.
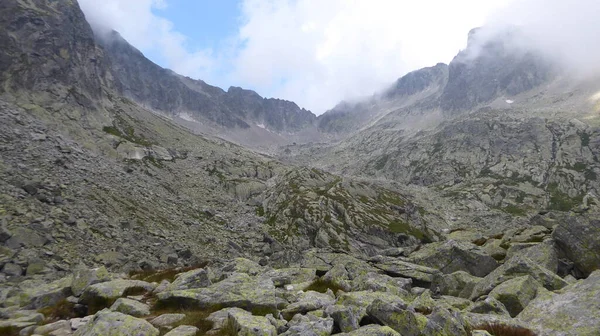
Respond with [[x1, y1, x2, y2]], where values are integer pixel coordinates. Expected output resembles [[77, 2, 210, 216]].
[[256, 123, 266, 129], [590, 91, 600, 102], [505, 99, 514, 104], [179, 112, 197, 122]]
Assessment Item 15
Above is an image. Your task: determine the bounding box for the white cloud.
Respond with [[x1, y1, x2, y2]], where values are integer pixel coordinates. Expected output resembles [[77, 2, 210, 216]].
[[232, 0, 510, 114], [78, 0, 218, 81]]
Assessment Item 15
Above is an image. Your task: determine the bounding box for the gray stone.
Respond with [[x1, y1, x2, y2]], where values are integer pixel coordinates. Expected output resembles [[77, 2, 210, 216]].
[[280, 313, 333, 336], [466, 297, 511, 317], [149, 313, 186, 328], [351, 272, 411, 297], [409, 240, 499, 277], [281, 290, 335, 319], [109, 298, 150, 317], [552, 213, 600, 277], [337, 325, 400, 336], [71, 266, 111, 297], [165, 268, 211, 291], [163, 325, 199, 336], [431, 271, 481, 299], [33, 320, 71, 335], [518, 270, 600, 335], [80, 280, 155, 306], [488, 275, 540, 317], [366, 297, 425, 336], [73, 309, 159, 336], [227, 307, 277, 336], [2, 263, 23, 277], [371, 256, 442, 286]]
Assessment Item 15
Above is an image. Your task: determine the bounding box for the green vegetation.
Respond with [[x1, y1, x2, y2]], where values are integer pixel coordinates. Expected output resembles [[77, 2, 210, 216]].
[[129, 264, 206, 283], [38, 299, 77, 322], [501, 205, 527, 216], [102, 114, 154, 147], [255, 205, 265, 216], [547, 182, 583, 212]]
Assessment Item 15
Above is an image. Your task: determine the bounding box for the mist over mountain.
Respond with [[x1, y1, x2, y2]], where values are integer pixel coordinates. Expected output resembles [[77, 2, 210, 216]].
[[1, 1, 600, 336]]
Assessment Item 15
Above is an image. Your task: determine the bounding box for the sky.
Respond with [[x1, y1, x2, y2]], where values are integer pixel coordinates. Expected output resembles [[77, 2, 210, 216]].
[[78, 0, 600, 115]]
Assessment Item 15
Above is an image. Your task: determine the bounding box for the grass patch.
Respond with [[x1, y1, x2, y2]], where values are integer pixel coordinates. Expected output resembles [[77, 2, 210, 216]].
[[130, 264, 206, 283], [547, 183, 583, 211], [0, 326, 20, 336], [501, 205, 527, 216], [38, 299, 77, 322], [304, 277, 347, 294]]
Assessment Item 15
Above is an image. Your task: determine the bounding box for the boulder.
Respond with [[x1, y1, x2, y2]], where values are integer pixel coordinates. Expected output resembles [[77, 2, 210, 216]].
[[163, 325, 199, 336], [109, 298, 150, 317], [409, 240, 499, 277], [149, 313, 186, 328], [71, 266, 111, 297], [421, 307, 470, 336], [73, 309, 159, 336], [366, 297, 426, 336], [263, 268, 316, 287], [22, 276, 73, 309], [321, 264, 352, 292], [518, 270, 600, 335], [431, 271, 481, 299], [280, 313, 334, 336], [481, 239, 506, 261], [337, 325, 400, 335], [469, 255, 568, 300], [466, 297, 510, 317], [227, 307, 277, 336], [282, 290, 335, 319], [80, 280, 155, 308], [488, 275, 539, 317], [350, 272, 411, 297], [370, 257, 441, 287], [165, 268, 211, 291], [325, 304, 361, 332], [506, 241, 558, 273], [156, 273, 286, 314], [221, 258, 264, 276], [33, 320, 71, 335], [552, 213, 600, 277]]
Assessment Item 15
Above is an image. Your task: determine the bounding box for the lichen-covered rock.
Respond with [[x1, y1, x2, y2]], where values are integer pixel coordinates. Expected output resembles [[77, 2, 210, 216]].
[[73, 309, 159, 336], [221, 258, 264, 276], [149, 313, 186, 328], [325, 305, 360, 332], [482, 239, 506, 261], [507, 225, 551, 244], [71, 266, 111, 297], [552, 213, 600, 277], [109, 298, 150, 317], [227, 307, 277, 336], [80, 280, 155, 306], [163, 325, 199, 336], [350, 272, 411, 297], [263, 268, 316, 287], [156, 273, 286, 313], [518, 270, 600, 335], [21, 276, 73, 309], [506, 240, 558, 273], [466, 297, 510, 317], [280, 313, 333, 336], [33, 320, 71, 335], [282, 290, 335, 319], [409, 240, 498, 277], [366, 297, 425, 336], [337, 325, 400, 335], [421, 307, 470, 336], [431, 271, 481, 298], [321, 264, 352, 292], [165, 268, 211, 291], [488, 275, 539, 317], [469, 255, 568, 300], [370, 256, 441, 286]]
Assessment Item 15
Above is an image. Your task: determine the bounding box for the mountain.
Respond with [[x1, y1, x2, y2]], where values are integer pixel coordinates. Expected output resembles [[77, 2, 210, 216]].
[[2, 1, 600, 335]]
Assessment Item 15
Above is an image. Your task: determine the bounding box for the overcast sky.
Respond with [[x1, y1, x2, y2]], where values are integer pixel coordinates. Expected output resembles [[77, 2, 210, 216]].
[[78, 0, 600, 114]]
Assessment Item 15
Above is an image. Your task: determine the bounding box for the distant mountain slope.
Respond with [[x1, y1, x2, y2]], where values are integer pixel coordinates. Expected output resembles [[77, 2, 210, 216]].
[[98, 31, 316, 133]]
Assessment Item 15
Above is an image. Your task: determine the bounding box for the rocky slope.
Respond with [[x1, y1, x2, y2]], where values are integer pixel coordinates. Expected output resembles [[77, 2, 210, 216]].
[[2, 0, 600, 335]]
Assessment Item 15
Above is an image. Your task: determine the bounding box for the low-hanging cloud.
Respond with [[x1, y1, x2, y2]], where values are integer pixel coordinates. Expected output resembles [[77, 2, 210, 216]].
[[483, 0, 600, 77], [77, 0, 600, 115]]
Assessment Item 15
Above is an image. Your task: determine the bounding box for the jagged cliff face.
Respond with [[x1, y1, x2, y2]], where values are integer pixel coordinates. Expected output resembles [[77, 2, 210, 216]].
[[98, 31, 316, 134]]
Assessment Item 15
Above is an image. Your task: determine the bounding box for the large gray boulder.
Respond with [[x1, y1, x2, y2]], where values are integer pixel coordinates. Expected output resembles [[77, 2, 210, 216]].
[[337, 325, 400, 335], [506, 240, 558, 274], [227, 307, 277, 336], [156, 273, 286, 313], [73, 309, 159, 336], [409, 240, 499, 277], [552, 213, 600, 277], [518, 270, 600, 336], [469, 255, 568, 300], [163, 325, 199, 336], [165, 268, 211, 291], [488, 275, 539, 317], [370, 257, 441, 286], [282, 290, 335, 319], [71, 266, 112, 296], [350, 272, 411, 297], [109, 298, 150, 317], [280, 313, 334, 336], [431, 271, 481, 298], [80, 280, 155, 307], [366, 297, 426, 336]]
